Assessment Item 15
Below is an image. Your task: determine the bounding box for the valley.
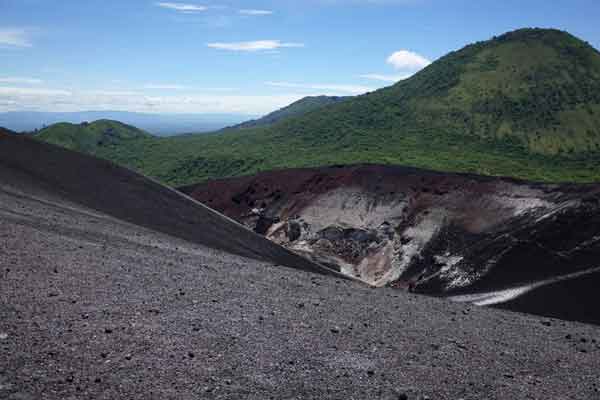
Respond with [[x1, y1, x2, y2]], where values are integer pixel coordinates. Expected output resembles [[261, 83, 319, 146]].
[[30, 28, 600, 187]]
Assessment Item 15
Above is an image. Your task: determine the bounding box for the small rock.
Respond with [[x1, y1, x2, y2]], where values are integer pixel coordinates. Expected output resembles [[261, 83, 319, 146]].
[[0, 333, 8, 340], [125, 354, 132, 361], [297, 303, 305, 309], [188, 352, 195, 359], [397, 394, 409, 400], [330, 326, 341, 334], [94, 378, 102, 383], [104, 328, 113, 334], [541, 321, 551, 327], [367, 370, 375, 377]]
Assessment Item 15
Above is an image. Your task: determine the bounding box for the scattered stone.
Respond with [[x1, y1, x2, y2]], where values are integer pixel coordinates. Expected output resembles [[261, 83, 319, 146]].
[[330, 326, 341, 334], [125, 354, 132, 360]]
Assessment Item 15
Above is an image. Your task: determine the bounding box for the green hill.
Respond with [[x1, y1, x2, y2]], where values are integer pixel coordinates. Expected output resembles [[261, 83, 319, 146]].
[[36, 120, 151, 154], [231, 96, 349, 130], [37, 28, 600, 186]]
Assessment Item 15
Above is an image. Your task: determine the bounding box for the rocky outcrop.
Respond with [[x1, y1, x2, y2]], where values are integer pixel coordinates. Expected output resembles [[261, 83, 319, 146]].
[[181, 164, 600, 323]]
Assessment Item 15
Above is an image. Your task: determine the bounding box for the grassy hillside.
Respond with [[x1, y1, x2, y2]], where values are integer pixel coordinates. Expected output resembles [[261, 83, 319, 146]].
[[38, 28, 600, 186], [231, 96, 349, 130], [36, 120, 151, 153]]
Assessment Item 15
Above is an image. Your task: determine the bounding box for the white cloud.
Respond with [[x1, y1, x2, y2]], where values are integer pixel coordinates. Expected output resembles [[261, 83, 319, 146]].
[[207, 40, 304, 52], [0, 87, 72, 96], [0, 28, 32, 48], [386, 50, 430, 70], [0, 85, 313, 115], [358, 73, 411, 83], [156, 2, 207, 12], [239, 9, 273, 16], [266, 81, 373, 95], [0, 77, 43, 85], [143, 83, 187, 90]]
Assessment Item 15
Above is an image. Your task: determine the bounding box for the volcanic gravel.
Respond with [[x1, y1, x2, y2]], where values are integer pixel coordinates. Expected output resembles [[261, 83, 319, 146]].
[[1, 133, 600, 399]]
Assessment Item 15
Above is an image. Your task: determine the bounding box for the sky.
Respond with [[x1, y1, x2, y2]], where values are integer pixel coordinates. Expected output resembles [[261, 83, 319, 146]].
[[1, 0, 599, 116]]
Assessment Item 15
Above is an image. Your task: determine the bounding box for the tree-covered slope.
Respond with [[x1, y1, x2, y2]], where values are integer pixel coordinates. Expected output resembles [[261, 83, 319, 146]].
[[230, 95, 349, 130], [37, 28, 600, 186], [36, 119, 151, 154]]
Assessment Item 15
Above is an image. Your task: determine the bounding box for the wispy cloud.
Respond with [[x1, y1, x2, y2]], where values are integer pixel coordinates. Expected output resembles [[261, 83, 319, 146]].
[[387, 50, 430, 70], [0, 85, 310, 115], [0, 87, 72, 97], [358, 73, 410, 83], [207, 40, 304, 52], [143, 83, 187, 90], [155, 2, 207, 12], [0, 28, 33, 48], [0, 77, 43, 85], [239, 9, 273, 16], [266, 81, 373, 95]]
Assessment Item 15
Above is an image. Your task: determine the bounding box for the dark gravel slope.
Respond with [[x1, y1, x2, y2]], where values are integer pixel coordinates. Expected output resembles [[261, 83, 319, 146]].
[[1, 133, 600, 399], [0, 132, 339, 277]]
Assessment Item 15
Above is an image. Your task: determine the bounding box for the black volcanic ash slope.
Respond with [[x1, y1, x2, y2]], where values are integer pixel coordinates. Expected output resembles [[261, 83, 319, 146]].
[[0, 130, 338, 276], [1, 121, 600, 400]]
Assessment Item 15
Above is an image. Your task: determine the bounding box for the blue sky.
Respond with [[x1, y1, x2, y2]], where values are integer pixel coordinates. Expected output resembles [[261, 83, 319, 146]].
[[1, 0, 599, 115]]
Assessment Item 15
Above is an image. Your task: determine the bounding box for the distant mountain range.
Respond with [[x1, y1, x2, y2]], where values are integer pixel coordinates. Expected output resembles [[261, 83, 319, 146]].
[[31, 28, 600, 186], [0, 111, 253, 136]]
